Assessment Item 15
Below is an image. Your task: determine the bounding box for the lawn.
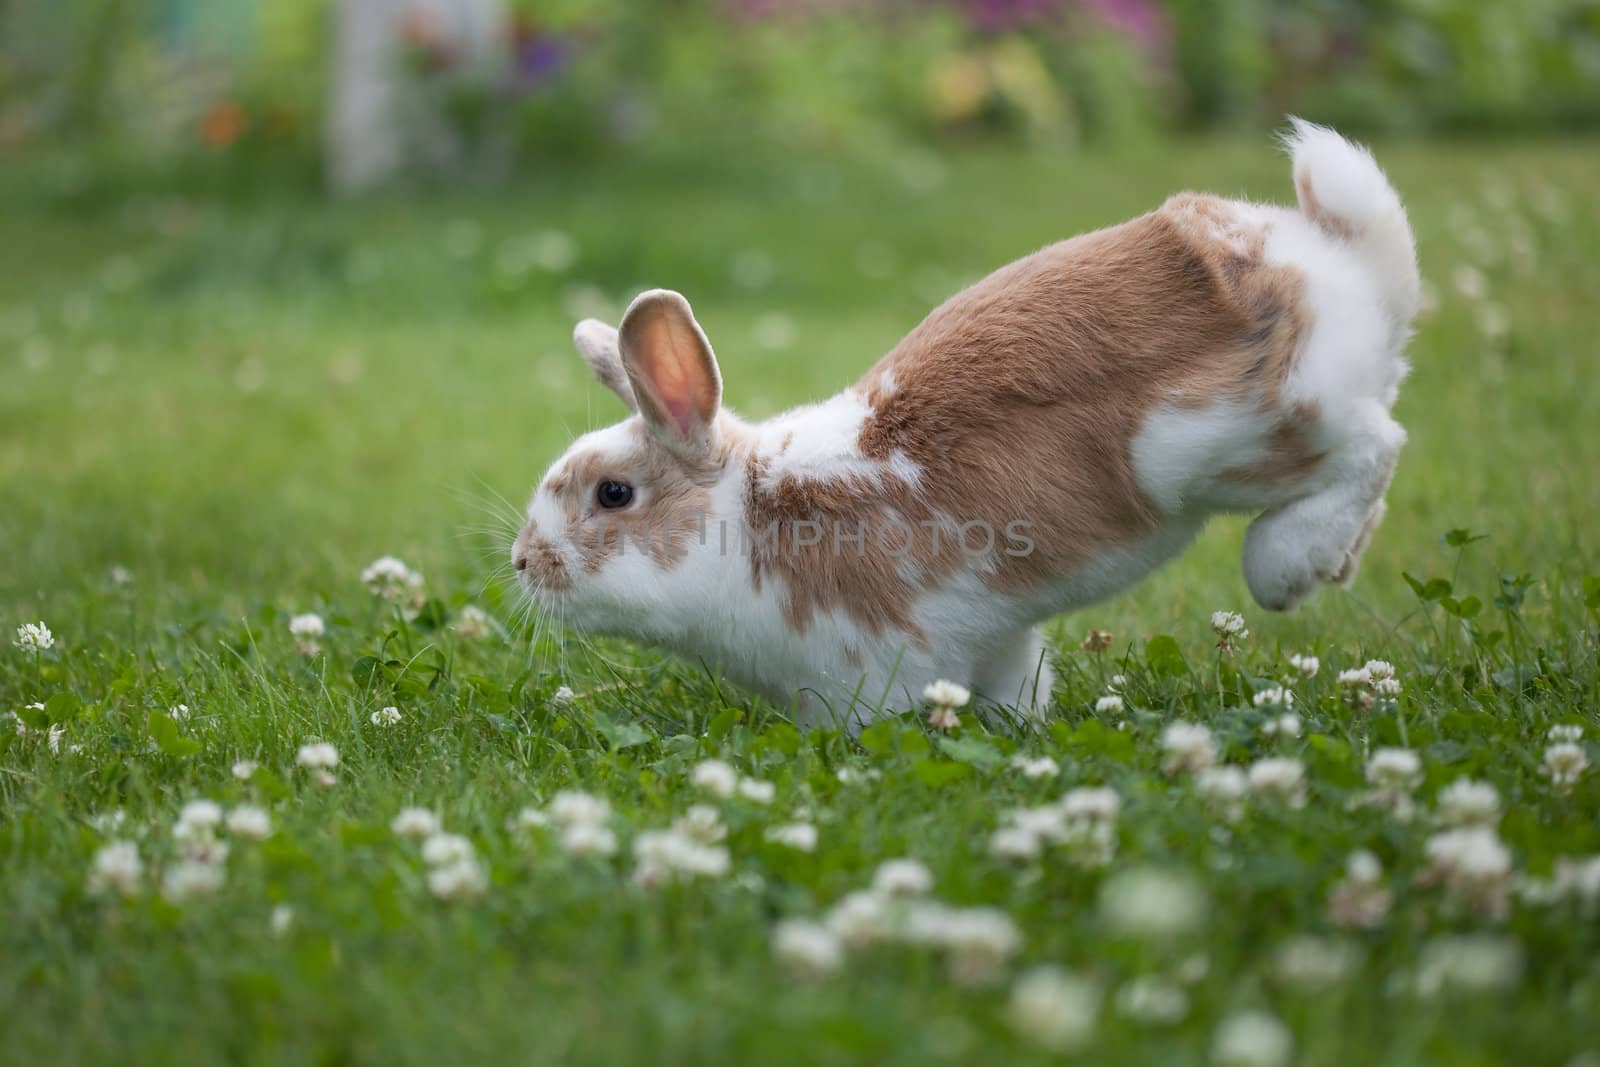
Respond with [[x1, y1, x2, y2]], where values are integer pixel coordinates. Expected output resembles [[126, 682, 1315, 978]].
[[1, 135, 1598, 1066]]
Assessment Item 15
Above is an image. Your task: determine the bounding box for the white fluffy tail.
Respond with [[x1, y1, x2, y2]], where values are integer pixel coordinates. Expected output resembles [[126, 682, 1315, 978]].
[[1284, 118, 1419, 339]]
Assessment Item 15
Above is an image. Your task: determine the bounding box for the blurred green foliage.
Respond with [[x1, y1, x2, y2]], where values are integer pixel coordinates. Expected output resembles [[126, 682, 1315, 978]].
[[1, 0, 1597, 188]]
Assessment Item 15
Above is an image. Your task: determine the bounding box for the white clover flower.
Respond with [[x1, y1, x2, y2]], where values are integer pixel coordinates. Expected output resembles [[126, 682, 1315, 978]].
[[173, 799, 224, 840], [169, 704, 191, 724], [1160, 721, 1216, 776], [288, 614, 325, 657], [1366, 747, 1423, 793], [1347, 849, 1382, 885], [179, 836, 230, 866], [872, 858, 934, 896], [1260, 713, 1302, 739], [1211, 610, 1247, 637], [989, 825, 1044, 862], [1212, 1011, 1293, 1067], [531, 229, 578, 272], [1114, 977, 1189, 1025], [1373, 676, 1403, 702], [1436, 778, 1501, 829], [938, 907, 1022, 986], [1451, 264, 1489, 301], [391, 807, 441, 839], [632, 828, 731, 888], [13, 621, 54, 653], [771, 919, 843, 980], [1004, 805, 1071, 845], [1337, 667, 1373, 687], [1081, 628, 1115, 653], [452, 605, 492, 639], [922, 679, 971, 709], [898, 903, 1019, 984], [1424, 827, 1513, 919], [737, 777, 776, 804], [427, 858, 488, 900], [162, 859, 226, 903], [825, 890, 892, 948], [296, 742, 339, 770], [1211, 610, 1248, 650], [1195, 765, 1249, 822], [361, 555, 423, 601], [1548, 724, 1584, 743], [231, 760, 258, 781], [659, 806, 720, 847], [834, 766, 881, 785], [1329, 850, 1392, 930], [1248, 757, 1308, 808], [1363, 660, 1396, 680], [690, 759, 739, 799], [1061, 786, 1120, 823], [1288, 653, 1320, 678], [1100, 867, 1207, 941], [512, 807, 549, 830], [1542, 856, 1600, 910], [1252, 686, 1294, 709], [1095, 694, 1125, 714], [48, 723, 64, 754], [1412, 935, 1523, 997], [225, 805, 272, 840], [561, 821, 618, 858], [109, 565, 132, 586], [369, 705, 402, 727], [1009, 755, 1060, 780], [88, 841, 143, 897], [421, 833, 475, 867], [5, 709, 28, 736], [551, 685, 576, 707], [1008, 966, 1100, 1051], [765, 822, 818, 852], [1108, 673, 1127, 691], [1543, 742, 1589, 789], [923, 677, 971, 729], [1272, 936, 1361, 990], [270, 904, 294, 936]]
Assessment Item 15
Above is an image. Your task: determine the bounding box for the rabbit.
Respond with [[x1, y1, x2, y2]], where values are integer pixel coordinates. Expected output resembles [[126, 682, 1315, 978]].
[[513, 120, 1418, 730]]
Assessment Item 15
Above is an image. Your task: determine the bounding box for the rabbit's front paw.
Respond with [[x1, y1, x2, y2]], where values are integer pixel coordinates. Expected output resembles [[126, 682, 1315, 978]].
[[1243, 494, 1376, 612]]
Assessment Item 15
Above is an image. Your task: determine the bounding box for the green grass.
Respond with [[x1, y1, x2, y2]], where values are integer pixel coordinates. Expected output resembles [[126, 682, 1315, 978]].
[[1, 135, 1598, 1066]]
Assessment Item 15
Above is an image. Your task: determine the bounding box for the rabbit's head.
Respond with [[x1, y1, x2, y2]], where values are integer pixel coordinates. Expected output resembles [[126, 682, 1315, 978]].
[[514, 290, 744, 639]]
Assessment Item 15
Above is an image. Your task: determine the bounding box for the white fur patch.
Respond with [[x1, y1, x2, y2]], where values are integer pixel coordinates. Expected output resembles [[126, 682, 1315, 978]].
[[1131, 400, 1278, 515], [756, 391, 921, 490]]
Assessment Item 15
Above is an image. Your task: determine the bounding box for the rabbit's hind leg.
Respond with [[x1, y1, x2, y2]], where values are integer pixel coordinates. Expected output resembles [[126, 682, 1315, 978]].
[[1241, 404, 1404, 612]]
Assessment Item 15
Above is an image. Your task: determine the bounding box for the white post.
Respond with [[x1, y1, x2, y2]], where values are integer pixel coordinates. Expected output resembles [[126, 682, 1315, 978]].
[[326, 0, 507, 194]]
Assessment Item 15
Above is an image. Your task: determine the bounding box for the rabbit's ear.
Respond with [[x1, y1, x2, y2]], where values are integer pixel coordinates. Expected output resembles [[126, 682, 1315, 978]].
[[618, 289, 722, 454], [572, 319, 637, 412]]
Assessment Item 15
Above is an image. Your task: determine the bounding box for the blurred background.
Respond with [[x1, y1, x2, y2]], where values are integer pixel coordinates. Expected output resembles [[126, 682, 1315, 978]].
[[3, 0, 1598, 195]]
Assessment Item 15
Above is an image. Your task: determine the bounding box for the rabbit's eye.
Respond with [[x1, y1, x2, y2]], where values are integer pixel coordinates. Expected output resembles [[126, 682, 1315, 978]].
[[596, 481, 634, 510]]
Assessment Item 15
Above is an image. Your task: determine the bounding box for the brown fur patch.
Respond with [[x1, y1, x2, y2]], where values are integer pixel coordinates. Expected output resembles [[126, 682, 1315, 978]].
[[544, 423, 720, 576], [742, 456, 957, 644], [1295, 171, 1357, 241], [742, 194, 1321, 634]]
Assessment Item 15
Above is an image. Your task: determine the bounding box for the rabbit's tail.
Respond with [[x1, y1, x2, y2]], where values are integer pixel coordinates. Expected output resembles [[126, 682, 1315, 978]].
[[1283, 117, 1419, 338]]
